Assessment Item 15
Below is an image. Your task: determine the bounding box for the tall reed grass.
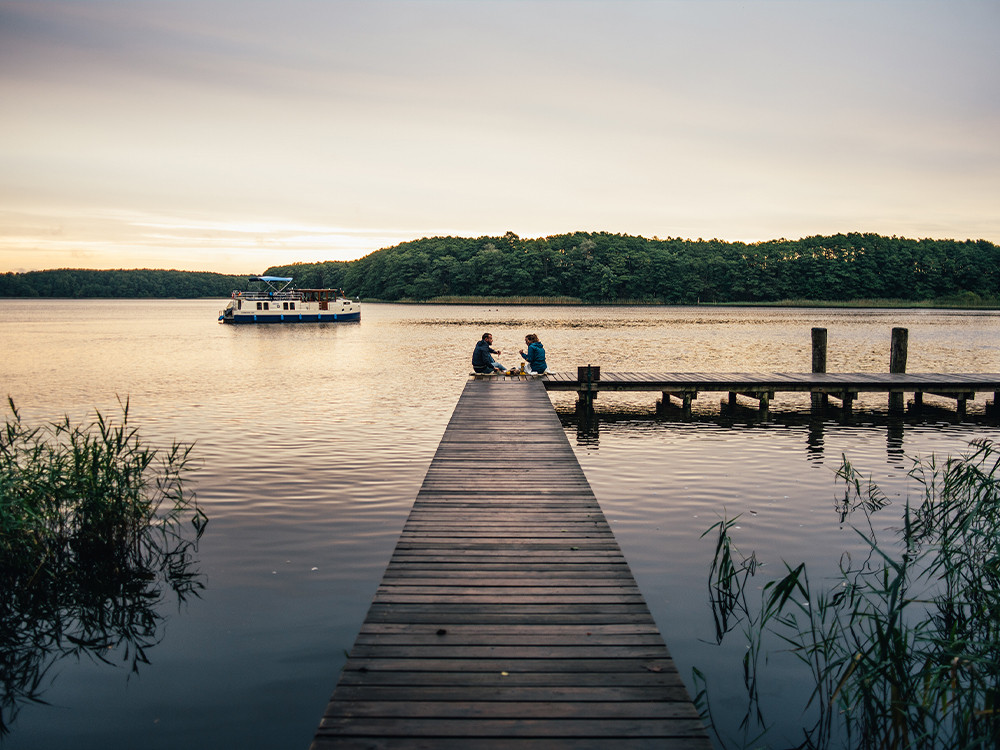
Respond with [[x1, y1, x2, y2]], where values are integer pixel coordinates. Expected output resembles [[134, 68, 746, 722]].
[[696, 439, 1000, 749], [0, 398, 207, 736]]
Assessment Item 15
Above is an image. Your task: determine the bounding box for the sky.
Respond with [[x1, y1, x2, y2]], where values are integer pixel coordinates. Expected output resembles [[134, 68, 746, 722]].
[[1, 1, 998, 274]]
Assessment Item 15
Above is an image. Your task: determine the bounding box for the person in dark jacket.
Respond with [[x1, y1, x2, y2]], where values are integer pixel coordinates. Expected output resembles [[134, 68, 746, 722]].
[[472, 332, 505, 374], [519, 333, 547, 374]]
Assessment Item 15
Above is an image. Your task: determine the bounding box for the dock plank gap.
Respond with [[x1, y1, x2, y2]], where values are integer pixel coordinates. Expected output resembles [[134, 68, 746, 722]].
[[312, 379, 711, 749]]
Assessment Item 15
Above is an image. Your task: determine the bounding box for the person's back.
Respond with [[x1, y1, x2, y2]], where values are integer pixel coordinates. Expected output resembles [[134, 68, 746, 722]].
[[527, 341, 546, 373], [520, 334, 546, 374], [472, 332, 503, 373], [472, 339, 492, 372]]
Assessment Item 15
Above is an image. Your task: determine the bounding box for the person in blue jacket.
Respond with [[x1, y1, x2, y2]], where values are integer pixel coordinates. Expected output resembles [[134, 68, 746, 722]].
[[472, 332, 505, 373], [519, 333, 547, 374]]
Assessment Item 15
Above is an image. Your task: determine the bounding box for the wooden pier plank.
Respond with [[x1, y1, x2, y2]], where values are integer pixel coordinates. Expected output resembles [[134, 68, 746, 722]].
[[313, 379, 710, 749]]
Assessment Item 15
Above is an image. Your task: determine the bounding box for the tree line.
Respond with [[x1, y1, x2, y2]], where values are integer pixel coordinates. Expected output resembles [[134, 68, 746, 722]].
[[2, 232, 998, 303], [0, 269, 244, 298], [265, 232, 1000, 304]]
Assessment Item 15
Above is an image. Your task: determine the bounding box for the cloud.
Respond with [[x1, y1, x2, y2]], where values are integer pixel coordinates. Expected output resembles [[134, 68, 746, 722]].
[[1, 1, 998, 272]]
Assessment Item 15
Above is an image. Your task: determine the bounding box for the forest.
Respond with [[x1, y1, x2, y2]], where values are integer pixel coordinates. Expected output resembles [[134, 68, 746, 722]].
[[0, 269, 244, 298], [2, 232, 998, 304], [265, 232, 1000, 305]]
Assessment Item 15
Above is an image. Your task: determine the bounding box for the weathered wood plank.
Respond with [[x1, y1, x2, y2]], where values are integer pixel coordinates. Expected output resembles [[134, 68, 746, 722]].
[[322, 700, 701, 719], [360, 609, 659, 625], [333, 670, 686, 687], [313, 738, 703, 750], [352, 632, 667, 646], [329, 685, 692, 701], [347, 644, 671, 659], [316, 717, 709, 738], [356, 622, 661, 635], [380, 571, 631, 590]]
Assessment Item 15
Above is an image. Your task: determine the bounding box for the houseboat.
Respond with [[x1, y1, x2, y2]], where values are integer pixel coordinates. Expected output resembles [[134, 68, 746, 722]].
[[218, 276, 361, 324]]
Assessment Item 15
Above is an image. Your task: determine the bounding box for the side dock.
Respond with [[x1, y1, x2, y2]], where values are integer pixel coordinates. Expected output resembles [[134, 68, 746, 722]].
[[312, 379, 710, 749], [539, 370, 1000, 416], [539, 328, 1000, 416]]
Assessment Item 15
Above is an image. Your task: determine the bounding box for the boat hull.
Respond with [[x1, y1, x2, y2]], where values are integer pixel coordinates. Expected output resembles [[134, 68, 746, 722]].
[[221, 310, 361, 324]]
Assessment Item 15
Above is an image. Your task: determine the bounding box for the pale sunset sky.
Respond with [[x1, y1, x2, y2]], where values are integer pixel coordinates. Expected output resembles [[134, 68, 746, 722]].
[[1, 0, 997, 274]]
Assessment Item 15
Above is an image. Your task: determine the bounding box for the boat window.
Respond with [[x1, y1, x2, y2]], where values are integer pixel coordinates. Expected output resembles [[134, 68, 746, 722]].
[[289, 302, 295, 310], [238, 300, 242, 310], [256, 302, 263, 310], [283, 302, 289, 310], [263, 302, 269, 310]]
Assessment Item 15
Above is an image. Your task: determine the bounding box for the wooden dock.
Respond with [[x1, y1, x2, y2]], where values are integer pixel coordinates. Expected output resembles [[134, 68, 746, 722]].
[[312, 379, 710, 749], [538, 370, 1000, 415]]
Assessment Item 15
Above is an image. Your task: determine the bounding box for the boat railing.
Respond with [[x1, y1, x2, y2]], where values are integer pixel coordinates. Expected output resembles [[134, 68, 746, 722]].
[[231, 290, 303, 301]]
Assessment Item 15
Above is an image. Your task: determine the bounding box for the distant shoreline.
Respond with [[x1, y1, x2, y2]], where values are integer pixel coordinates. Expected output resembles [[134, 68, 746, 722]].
[[1, 296, 997, 310], [362, 297, 1000, 310]]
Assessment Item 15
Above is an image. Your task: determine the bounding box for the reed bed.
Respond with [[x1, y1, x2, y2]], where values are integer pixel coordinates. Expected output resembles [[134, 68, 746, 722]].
[[697, 439, 1000, 749]]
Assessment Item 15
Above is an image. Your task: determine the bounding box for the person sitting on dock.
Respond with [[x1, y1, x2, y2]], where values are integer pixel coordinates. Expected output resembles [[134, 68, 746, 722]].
[[472, 332, 505, 374], [519, 333, 547, 375]]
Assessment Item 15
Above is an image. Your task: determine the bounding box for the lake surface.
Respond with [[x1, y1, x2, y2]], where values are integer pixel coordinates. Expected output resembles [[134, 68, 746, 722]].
[[2, 300, 999, 748]]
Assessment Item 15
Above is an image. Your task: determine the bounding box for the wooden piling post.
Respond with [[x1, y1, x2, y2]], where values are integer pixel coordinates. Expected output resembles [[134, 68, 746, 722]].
[[889, 327, 908, 413], [811, 327, 828, 410], [577, 364, 600, 409]]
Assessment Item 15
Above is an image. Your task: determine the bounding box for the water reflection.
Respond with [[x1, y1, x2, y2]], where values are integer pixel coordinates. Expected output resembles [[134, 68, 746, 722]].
[[558, 406, 999, 467], [807, 417, 825, 463], [887, 418, 906, 465], [0, 529, 204, 736], [572, 401, 601, 445]]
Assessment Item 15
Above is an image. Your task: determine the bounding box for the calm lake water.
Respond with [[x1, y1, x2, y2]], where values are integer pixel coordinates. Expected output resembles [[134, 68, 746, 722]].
[[2, 300, 999, 749]]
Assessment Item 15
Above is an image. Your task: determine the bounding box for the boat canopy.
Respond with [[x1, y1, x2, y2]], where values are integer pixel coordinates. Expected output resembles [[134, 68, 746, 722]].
[[247, 275, 294, 292]]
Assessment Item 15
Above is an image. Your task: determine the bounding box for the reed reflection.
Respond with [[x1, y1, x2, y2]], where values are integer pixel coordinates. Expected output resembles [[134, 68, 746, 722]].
[[0, 401, 207, 737], [0, 531, 205, 736]]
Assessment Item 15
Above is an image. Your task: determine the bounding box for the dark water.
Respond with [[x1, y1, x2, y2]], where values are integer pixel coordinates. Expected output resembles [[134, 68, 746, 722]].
[[1, 300, 999, 748]]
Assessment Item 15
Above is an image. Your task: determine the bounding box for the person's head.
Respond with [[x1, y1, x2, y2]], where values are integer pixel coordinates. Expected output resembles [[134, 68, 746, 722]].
[[482, 332, 493, 343], [525, 333, 539, 344]]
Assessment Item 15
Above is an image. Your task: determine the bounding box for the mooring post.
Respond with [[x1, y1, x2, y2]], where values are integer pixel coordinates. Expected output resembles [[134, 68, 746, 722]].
[[577, 364, 600, 409], [811, 327, 828, 411], [889, 327, 908, 413]]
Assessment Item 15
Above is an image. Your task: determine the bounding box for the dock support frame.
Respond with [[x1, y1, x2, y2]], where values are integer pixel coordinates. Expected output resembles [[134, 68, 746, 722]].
[[661, 390, 697, 416]]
